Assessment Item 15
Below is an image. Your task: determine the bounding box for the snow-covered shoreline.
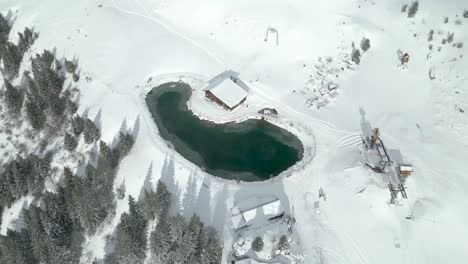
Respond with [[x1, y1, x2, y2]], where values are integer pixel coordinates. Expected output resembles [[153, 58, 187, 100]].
[[137, 72, 316, 185]]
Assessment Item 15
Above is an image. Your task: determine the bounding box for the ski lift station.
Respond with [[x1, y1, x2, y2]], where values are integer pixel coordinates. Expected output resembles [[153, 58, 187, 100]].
[[204, 70, 249, 111], [361, 122, 414, 203]]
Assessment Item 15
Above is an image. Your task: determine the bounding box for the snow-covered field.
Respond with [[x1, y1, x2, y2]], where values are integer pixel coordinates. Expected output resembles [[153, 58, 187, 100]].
[[1, 0, 468, 263]]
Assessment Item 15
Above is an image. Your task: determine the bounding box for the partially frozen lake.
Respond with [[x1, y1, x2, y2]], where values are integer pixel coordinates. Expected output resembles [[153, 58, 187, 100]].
[[146, 82, 304, 182]]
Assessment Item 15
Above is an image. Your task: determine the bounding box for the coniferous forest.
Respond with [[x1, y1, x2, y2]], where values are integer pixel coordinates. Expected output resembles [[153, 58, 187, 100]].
[[0, 12, 222, 264]]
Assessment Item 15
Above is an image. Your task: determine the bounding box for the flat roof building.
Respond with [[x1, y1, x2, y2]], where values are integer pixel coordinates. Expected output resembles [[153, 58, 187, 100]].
[[230, 195, 284, 229]]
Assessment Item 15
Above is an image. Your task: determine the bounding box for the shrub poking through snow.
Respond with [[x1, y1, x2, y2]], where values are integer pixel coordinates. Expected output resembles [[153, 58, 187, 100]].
[[464, 10, 468, 18], [428, 29, 434, 41], [360, 37, 371, 52], [447, 32, 454, 43], [351, 48, 361, 64], [252, 237, 264, 252], [407, 1, 419, 18]]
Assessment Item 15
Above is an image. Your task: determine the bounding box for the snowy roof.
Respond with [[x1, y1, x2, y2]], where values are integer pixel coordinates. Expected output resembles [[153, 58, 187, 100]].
[[207, 77, 248, 109], [240, 199, 283, 224], [231, 196, 284, 229], [234, 195, 279, 212], [234, 259, 267, 264], [242, 208, 258, 223], [399, 165, 413, 172], [262, 199, 282, 216], [231, 213, 246, 229], [235, 258, 277, 264]]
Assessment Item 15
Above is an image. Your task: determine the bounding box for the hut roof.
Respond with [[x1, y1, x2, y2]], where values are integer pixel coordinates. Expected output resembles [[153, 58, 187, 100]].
[[207, 77, 248, 109]]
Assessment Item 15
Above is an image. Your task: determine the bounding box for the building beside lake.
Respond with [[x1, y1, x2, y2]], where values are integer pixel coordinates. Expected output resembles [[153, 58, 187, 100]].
[[230, 195, 284, 230], [204, 70, 249, 110]]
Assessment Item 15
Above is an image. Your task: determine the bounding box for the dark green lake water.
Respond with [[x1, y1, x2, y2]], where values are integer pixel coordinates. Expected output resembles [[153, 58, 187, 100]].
[[146, 82, 303, 182]]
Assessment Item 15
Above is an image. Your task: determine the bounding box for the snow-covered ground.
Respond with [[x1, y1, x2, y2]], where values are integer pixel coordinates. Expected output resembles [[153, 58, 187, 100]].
[[1, 0, 468, 263]]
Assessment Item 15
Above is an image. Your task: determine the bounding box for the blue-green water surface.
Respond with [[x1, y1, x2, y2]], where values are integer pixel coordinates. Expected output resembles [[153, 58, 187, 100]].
[[146, 82, 303, 182]]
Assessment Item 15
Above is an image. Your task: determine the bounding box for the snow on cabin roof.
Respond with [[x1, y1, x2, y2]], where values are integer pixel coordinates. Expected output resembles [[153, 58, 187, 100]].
[[207, 77, 248, 109]]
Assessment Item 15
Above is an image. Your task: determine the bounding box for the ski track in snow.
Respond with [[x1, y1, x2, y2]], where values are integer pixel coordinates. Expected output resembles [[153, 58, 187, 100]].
[[105, 0, 357, 141], [104, 0, 225, 66]]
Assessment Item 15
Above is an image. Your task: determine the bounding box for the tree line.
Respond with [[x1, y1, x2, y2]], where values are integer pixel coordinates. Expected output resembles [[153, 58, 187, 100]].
[[107, 180, 223, 264], [0, 12, 223, 264]]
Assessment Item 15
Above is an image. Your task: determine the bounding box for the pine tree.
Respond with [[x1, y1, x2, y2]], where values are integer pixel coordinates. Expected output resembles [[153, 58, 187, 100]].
[[0, 230, 37, 264], [360, 37, 370, 52], [278, 234, 290, 251], [71, 115, 84, 136], [149, 220, 171, 264], [66, 99, 78, 115], [64, 59, 78, 74], [72, 72, 80, 82], [17, 27, 38, 54], [351, 48, 361, 64], [63, 167, 83, 224], [64, 132, 78, 151], [3, 79, 23, 114], [25, 94, 46, 130], [23, 206, 52, 262], [83, 118, 100, 144], [142, 189, 157, 220], [184, 214, 203, 257], [168, 214, 186, 248], [113, 132, 134, 161], [116, 180, 126, 200], [154, 180, 171, 220], [199, 226, 223, 264], [407, 1, 419, 18], [2, 42, 23, 80], [115, 196, 146, 264], [0, 13, 11, 49]]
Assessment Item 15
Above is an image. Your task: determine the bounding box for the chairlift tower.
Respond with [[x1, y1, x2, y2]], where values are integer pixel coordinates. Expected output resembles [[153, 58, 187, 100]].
[[265, 27, 279, 46]]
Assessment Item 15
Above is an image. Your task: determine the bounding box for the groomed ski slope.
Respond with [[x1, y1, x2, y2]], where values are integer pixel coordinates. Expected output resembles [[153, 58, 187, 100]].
[[1, 0, 467, 263]]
